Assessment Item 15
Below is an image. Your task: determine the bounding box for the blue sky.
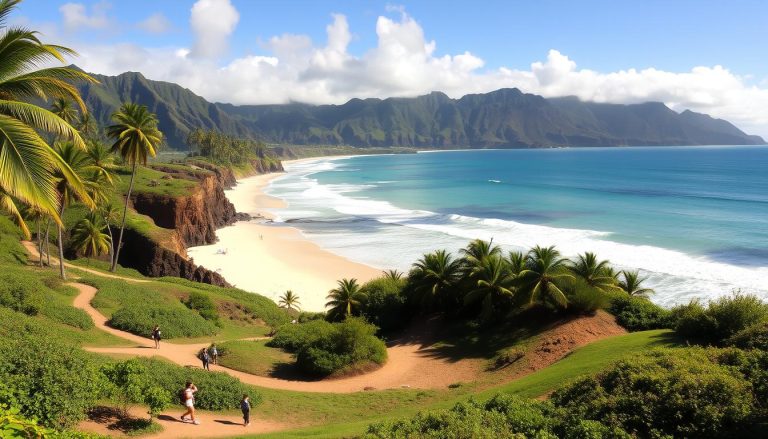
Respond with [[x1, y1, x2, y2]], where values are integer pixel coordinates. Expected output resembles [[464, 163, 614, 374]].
[[12, 0, 768, 135]]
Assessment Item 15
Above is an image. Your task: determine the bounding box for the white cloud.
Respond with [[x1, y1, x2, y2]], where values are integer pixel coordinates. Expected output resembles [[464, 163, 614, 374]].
[[59, 1, 111, 31], [59, 5, 768, 137], [137, 13, 171, 34], [189, 0, 239, 58]]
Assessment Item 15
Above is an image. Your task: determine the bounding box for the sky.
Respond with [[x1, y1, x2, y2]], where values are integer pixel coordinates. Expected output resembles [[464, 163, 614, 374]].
[[13, 0, 768, 137]]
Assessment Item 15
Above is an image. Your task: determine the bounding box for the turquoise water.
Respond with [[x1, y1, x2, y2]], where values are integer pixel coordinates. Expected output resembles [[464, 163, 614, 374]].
[[266, 146, 768, 306]]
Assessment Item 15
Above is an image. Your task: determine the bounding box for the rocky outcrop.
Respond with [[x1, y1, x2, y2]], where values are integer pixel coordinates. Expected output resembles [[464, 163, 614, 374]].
[[112, 160, 282, 286]]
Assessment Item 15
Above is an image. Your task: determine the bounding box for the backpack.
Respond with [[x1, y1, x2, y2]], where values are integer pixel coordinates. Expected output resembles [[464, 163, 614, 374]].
[[179, 388, 187, 405]]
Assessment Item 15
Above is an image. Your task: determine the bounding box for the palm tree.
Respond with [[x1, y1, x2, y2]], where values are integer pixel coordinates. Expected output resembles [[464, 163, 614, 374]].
[[382, 269, 403, 281], [98, 202, 120, 267], [0, 187, 29, 237], [409, 249, 462, 311], [70, 212, 110, 260], [85, 140, 118, 184], [52, 141, 94, 279], [463, 255, 515, 321], [325, 279, 366, 321], [618, 270, 655, 298], [570, 252, 622, 293], [278, 290, 301, 311], [50, 98, 78, 125], [0, 0, 96, 222], [460, 238, 501, 269], [106, 103, 162, 271], [507, 250, 526, 277], [512, 245, 573, 309], [76, 112, 98, 140]]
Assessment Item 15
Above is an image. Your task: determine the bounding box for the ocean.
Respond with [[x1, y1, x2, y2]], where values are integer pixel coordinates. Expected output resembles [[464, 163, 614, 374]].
[[264, 146, 768, 307]]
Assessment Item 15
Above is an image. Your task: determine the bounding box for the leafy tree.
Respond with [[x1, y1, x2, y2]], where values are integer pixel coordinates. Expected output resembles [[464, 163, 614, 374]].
[[101, 359, 170, 420], [106, 102, 162, 272], [463, 255, 515, 321], [512, 245, 572, 309], [0, 0, 95, 222], [408, 249, 462, 311], [279, 290, 301, 311], [326, 278, 367, 321], [618, 270, 654, 297], [570, 252, 621, 293], [70, 212, 110, 259]]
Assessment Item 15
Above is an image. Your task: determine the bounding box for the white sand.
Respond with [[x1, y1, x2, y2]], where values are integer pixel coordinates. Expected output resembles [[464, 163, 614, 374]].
[[187, 171, 381, 311]]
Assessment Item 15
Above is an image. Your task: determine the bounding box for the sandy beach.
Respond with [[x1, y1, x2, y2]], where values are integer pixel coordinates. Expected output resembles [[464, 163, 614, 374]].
[[187, 163, 382, 311]]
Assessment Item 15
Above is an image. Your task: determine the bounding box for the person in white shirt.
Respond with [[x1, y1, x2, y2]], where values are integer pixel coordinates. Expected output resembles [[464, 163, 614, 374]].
[[180, 381, 199, 425]]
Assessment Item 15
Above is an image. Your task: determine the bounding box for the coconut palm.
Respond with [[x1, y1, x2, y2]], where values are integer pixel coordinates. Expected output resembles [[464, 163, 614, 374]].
[[85, 140, 118, 184], [512, 245, 573, 308], [463, 255, 515, 321], [382, 269, 403, 281], [570, 252, 622, 293], [52, 141, 94, 278], [106, 102, 162, 271], [0, 187, 29, 237], [278, 290, 301, 311], [507, 250, 526, 277], [98, 202, 120, 267], [50, 98, 78, 125], [409, 249, 462, 311], [325, 278, 366, 321], [0, 0, 95, 221], [76, 112, 98, 140], [460, 238, 501, 269], [70, 212, 110, 260], [618, 270, 655, 298]]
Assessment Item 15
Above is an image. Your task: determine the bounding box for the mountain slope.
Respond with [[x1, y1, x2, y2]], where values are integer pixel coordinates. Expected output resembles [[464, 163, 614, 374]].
[[76, 69, 765, 149]]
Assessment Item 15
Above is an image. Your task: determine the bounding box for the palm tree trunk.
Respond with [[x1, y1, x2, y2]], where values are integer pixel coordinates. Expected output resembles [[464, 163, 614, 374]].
[[103, 217, 115, 268], [111, 161, 137, 272], [57, 202, 66, 280], [36, 220, 43, 267], [44, 219, 51, 266]]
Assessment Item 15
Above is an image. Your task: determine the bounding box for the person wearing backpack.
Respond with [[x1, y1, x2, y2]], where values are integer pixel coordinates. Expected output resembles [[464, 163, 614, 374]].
[[240, 394, 251, 426], [199, 348, 210, 371], [151, 325, 161, 349], [210, 344, 218, 365], [180, 381, 199, 425]]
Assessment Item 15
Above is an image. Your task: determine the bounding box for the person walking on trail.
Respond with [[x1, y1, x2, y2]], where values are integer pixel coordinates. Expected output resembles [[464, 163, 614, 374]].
[[210, 344, 219, 365], [151, 325, 161, 349], [180, 381, 199, 425], [199, 348, 210, 370], [241, 394, 251, 427]]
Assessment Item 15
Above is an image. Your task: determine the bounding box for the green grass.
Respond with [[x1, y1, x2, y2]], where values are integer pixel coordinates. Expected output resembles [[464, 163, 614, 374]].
[[218, 339, 293, 376]]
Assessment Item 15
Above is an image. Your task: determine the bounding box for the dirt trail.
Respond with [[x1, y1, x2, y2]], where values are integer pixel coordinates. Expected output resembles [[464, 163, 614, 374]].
[[22, 241, 150, 283]]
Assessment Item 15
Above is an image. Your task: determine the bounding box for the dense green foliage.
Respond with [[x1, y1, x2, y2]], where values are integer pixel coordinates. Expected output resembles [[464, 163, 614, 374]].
[[85, 276, 219, 338], [270, 318, 387, 376], [186, 128, 280, 167], [0, 335, 102, 429], [183, 291, 220, 322], [360, 276, 410, 332], [135, 358, 260, 411], [608, 295, 671, 331], [101, 359, 171, 419], [727, 322, 768, 351], [673, 293, 768, 344]]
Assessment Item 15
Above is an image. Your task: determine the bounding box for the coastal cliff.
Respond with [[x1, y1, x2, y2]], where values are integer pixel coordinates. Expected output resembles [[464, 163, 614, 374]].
[[113, 158, 282, 286]]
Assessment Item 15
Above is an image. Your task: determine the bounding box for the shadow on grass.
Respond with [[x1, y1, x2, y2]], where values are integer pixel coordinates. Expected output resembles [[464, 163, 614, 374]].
[[88, 406, 158, 433]]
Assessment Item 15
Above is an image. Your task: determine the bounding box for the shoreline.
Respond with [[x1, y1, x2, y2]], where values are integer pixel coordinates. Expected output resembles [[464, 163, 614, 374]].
[[188, 159, 382, 312]]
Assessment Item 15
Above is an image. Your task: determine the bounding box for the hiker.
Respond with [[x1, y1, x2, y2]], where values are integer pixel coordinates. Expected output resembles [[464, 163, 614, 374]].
[[210, 344, 218, 365], [180, 381, 199, 425], [199, 348, 210, 371], [151, 325, 161, 349], [241, 394, 251, 426]]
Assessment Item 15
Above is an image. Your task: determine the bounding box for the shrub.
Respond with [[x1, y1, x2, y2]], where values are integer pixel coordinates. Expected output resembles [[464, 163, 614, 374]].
[[267, 319, 336, 352], [551, 348, 754, 438], [297, 311, 326, 323], [674, 293, 768, 344], [361, 276, 410, 332], [727, 322, 768, 351], [135, 358, 260, 411], [183, 291, 219, 322], [0, 336, 103, 429], [608, 295, 671, 331], [562, 278, 609, 315], [274, 318, 388, 376], [110, 305, 218, 339], [493, 348, 525, 369]]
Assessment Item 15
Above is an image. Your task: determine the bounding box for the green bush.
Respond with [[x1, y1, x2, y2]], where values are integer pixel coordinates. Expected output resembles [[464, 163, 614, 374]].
[[297, 311, 326, 323], [674, 293, 768, 344], [267, 319, 337, 352], [0, 335, 103, 430], [562, 278, 610, 315], [110, 305, 218, 339], [183, 291, 219, 322], [551, 348, 755, 438], [727, 322, 768, 351], [361, 276, 410, 332], [608, 295, 671, 331], [135, 358, 260, 411], [295, 318, 387, 376]]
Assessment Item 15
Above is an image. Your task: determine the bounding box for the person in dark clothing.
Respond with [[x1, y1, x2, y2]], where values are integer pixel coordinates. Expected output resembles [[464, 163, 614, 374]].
[[241, 394, 251, 426], [151, 325, 161, 349], [199, 348, 210, 370]]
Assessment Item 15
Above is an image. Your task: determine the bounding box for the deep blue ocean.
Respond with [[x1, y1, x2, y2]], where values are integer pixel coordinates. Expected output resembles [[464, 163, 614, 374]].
[[265, 146, 768, 306]]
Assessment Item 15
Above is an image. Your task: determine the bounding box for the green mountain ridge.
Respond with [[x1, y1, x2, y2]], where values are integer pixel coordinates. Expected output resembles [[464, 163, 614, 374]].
[[75, 68, 765, 149]]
